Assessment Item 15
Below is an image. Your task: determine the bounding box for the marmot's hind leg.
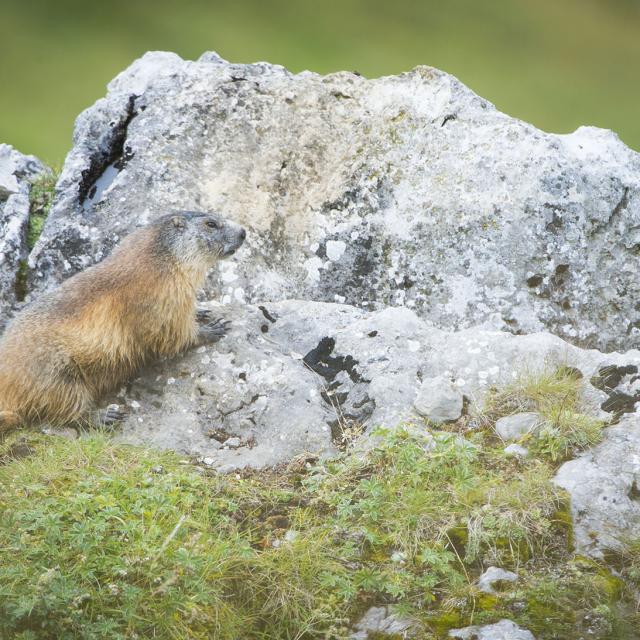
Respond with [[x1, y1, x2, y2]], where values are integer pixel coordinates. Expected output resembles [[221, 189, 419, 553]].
[[0, 411, 21, 434]]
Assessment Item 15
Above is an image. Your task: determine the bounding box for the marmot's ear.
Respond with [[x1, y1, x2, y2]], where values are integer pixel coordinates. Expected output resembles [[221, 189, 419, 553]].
[[171, 216, 186, 230]]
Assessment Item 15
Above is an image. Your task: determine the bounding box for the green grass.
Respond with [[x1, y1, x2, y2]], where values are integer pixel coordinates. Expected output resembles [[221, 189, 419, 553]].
[[1, 0, 639, 165], [0, 368, 637, 638]]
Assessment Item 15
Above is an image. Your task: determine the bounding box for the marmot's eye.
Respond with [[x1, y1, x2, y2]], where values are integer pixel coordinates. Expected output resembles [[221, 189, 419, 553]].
[[205, 219, 219, 229]]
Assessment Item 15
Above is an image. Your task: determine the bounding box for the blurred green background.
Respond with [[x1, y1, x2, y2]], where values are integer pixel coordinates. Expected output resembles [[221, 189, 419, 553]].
[[2, 0, 639, 165]]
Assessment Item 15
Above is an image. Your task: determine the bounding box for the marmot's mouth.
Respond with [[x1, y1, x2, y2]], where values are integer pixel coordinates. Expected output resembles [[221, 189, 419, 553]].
[[222, 246, 238, 257]]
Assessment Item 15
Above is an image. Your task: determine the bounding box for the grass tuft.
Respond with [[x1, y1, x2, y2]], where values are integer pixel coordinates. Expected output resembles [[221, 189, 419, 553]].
[[481, 367, 605, 462]]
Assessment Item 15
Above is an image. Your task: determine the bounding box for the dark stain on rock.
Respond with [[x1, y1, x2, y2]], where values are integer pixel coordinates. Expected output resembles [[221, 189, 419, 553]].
[[303, 337, 363, 384], [591, 364, 638, 392], [591, 364, 640, 420], [258, 305, 277, 323], [527, 274, 544, 287]]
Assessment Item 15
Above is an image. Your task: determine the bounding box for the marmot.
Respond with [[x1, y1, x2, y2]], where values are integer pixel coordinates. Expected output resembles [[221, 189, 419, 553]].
[[0, 211, 246, 431]]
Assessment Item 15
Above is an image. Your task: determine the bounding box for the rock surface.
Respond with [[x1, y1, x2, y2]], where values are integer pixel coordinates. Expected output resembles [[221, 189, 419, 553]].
[[107, 299, 640, 471], [350, 606, 415, 639], [0, 144, 48, 325], [554, 414, 640, 558], [495, 412, 542, 441], [449, 619, 535, 640], [414, 375, 464, 423], [27, 51, 640, 352]]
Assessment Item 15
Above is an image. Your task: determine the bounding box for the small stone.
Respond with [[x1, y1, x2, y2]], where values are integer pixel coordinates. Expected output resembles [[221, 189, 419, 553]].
[[504, 443, 529, 458], [390, 550, 407, 563], [42, 426, 79, 440], [477, 566, 518, 593], [223, 437, 242, 449], [495, 412, 541, 441], [414, 375, 464, 423], [351, 606, 416, 639], [202, 457, 215, 465], [216, 464, 238, 473]]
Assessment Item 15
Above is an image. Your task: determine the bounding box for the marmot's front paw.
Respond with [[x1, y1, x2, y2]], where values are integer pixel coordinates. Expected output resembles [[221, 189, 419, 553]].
[[101, 404, 129, 427], [199, 318, 231, 343]]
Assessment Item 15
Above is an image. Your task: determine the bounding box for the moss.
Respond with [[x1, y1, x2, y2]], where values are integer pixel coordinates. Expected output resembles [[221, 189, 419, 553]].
[[27, 170, 58, 250], [426, 610, 464, 634], [552, 497, 575, 551]]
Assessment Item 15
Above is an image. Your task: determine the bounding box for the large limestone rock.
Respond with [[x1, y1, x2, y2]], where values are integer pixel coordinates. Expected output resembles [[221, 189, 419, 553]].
[[0, 144, 48, 325], [28, 51, 640, 352], [108, 299, 640, 471]]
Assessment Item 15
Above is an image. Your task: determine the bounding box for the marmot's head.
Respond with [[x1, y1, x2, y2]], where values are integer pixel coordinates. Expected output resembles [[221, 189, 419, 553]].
[[154, 211, 246, 269]]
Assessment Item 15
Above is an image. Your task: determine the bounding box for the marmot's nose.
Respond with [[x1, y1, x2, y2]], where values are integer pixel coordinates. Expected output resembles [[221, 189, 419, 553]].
[[239, 228, 246, 241]]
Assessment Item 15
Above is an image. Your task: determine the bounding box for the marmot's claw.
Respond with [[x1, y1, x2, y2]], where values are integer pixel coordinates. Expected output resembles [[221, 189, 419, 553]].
[[200, 318, 231, 342], [102, 404, 129, 427], [196, 308, 213, 323]]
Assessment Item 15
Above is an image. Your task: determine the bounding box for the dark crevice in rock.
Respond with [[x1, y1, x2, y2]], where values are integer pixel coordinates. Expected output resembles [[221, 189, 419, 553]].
[[609, 186, 630, 225], [78, 94, 139, 205], [13, 260, 28, 303], [588, 187, 631, 238]]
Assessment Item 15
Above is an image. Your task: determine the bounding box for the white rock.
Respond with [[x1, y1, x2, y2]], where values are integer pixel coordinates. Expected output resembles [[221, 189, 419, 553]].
[[0, 144, 49, 327], [503, 443, 529, 458], [495, 412, 542, 441], [449, 619, 536, 640], [351, 606, 416, 639]]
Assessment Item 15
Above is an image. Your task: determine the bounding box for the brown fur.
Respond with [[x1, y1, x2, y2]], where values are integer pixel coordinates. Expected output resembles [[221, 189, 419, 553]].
[[0, 212, 244, 430]]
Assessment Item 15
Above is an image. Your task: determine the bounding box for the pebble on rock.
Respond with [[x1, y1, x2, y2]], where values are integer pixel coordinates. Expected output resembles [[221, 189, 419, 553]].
[[414, 375, 464, 423], [495, 412, 542, 441]]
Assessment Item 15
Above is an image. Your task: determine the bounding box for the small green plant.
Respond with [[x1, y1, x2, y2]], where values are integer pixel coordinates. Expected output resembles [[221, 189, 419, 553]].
[[27, 170, 58, 249]]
